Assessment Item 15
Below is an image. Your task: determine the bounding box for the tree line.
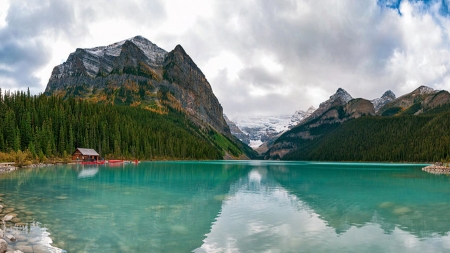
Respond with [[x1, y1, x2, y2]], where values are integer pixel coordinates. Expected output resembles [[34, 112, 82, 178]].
[[0, 89, 224, 162]]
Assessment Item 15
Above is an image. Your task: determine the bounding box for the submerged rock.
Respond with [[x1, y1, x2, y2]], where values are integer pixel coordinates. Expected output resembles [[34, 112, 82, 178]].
[[5, 235, 15, 242], [1, 215, 13, 222], [0, 239, 6, 253], [14, 245, 32, 253]]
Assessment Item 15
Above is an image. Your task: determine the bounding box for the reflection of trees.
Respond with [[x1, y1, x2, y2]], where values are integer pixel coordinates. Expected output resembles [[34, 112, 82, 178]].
[[0, 162, 250, 252], [270, 163, 450, 237]]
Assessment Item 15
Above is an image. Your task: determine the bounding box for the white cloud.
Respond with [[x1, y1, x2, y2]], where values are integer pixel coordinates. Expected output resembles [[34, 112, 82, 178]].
[[3, 0, 450, 118]]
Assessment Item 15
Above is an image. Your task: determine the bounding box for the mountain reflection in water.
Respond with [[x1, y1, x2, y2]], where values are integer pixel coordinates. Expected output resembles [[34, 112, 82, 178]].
[[1, 161, 450, 253], [196, 162, 450, 253]]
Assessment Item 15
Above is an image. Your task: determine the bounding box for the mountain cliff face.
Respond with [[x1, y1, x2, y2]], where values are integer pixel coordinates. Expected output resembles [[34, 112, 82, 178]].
[[45, 36, 230, 136]]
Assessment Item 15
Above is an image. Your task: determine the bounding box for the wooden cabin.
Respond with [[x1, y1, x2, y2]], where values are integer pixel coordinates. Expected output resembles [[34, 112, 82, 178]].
[[72, 148, 100, 161]]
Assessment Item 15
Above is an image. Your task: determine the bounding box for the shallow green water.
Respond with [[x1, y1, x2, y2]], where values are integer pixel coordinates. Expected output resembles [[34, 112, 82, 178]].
[[1, 161, 450, 252]]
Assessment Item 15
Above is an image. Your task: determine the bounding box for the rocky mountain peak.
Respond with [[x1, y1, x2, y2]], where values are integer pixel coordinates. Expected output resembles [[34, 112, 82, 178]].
[[47, 36, 167, 83], [302, 88, 353, 123], [306, 106, 317, 114], [371, 90, 396, 113], [382, 90, 396, 99], [412, 85, 435, 95], [331, 88, 353, 103], [44, 35, 230, 136]]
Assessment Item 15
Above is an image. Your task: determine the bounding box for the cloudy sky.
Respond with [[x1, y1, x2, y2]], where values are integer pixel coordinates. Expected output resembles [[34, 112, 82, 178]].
[[1, 0, 450, 118]]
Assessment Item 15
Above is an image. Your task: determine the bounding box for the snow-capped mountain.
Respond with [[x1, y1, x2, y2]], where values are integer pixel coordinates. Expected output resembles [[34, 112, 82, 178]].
[[291, 106, 316, 126], [371, 90, 396, 113], [231, 115, 292, 148], [229, 106, 315, 148]]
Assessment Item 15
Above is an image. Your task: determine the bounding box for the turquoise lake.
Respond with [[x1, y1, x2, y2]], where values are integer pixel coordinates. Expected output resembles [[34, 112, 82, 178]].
[[1, 161, 450, 252]]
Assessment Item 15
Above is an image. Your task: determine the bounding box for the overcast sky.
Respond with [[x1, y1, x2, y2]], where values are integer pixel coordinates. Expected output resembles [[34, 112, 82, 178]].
[[1, 0, 450, 119]]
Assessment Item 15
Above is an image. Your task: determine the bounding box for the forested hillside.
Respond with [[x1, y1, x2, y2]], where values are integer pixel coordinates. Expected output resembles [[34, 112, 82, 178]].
[[0, 89, 248, 162], [281, 105, 450, 162]]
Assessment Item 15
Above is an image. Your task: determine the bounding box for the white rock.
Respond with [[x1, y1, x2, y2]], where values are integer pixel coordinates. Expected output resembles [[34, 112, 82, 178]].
[[0, 229, 3, 238], [1, 215, 13, 222], [0, 239, 7, 253], [5, 235, 15, 242]]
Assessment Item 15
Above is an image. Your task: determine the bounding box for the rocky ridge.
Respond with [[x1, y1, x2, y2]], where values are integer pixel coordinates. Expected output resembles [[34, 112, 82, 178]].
[[377, 86, 450, 116], [266, 85, 450, 160], [45, 36, 230, 136], [302, 88, 352, 123]]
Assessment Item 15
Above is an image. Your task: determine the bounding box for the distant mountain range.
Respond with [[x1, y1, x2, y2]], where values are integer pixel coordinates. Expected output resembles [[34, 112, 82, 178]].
[[225, 106, 316, 150], [44, 36, 256, 159], [265, 86, 450, 162]]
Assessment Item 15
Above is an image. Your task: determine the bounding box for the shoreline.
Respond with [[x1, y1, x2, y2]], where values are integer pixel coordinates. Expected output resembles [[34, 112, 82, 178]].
[[0, 163, 59, 174]]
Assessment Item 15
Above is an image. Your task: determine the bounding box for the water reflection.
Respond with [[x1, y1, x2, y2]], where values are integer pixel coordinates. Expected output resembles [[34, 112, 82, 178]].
[[2, 162, 450, 252], [77, 167, 99, 178], [197, 163, 450, 253]]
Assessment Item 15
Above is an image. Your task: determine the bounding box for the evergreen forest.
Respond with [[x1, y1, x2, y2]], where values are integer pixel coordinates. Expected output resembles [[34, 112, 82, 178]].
[[0, 89, 245, 164], [281, 105, 450, 162]]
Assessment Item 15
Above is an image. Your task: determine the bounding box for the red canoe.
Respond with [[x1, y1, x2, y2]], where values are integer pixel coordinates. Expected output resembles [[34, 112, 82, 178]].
[[81, 160, 105, 165], [108, 160, 124, 163]]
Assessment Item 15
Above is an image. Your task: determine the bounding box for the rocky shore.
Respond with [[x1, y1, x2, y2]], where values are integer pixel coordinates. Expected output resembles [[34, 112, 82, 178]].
[[0, 164, 56, 174], [422, 163, 450, 174], [0, 195, 66, 253], [0, 164, 17, 174], [0, 166, 66, 253]]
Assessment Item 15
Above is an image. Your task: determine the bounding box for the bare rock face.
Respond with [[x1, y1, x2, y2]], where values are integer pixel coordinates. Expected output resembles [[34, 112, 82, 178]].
[[44, 36, 230, 135], [162, 45, 230, 134], [345, 98, 375, 118], [427, 90, 450, 108]]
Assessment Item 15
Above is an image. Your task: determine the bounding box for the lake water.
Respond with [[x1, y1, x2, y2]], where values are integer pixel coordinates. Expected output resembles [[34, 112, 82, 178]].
[[1, 161, 450, 252]]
